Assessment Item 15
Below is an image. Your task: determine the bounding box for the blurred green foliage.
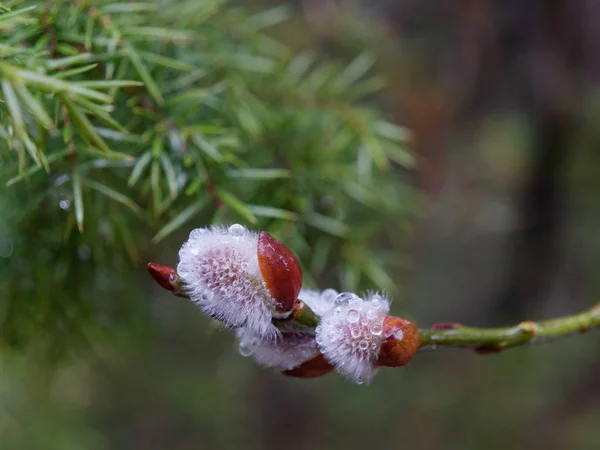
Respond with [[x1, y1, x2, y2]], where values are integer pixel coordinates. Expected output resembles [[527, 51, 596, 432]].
[[0, 0, 414, 351]]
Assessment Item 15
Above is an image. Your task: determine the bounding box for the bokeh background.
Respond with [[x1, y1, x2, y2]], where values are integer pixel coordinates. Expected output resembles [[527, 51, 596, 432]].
[[2, 1, 600, 449]]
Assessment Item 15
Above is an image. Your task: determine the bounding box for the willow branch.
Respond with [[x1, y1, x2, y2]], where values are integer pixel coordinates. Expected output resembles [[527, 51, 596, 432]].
[[148, 263, 600, 354], [289, 301, 600, 352], [418, 303, 600, 353]]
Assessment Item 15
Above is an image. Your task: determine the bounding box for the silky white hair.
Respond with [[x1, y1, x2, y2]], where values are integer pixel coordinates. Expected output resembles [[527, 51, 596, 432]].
[[177, 224, 279, 339], [315, 292, 390, 384]]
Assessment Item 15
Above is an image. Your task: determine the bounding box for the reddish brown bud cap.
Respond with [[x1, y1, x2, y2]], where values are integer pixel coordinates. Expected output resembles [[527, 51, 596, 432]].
[[147, 262, 177, 291], [283, 353, 334, 379], [257, 231, 302, 314], [377, 316, 420, 367]]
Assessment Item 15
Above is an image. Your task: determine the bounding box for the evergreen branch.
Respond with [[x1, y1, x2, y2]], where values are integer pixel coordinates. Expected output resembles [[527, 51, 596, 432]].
[[1, 0, 417, 351], [0, 64, 112, 103]]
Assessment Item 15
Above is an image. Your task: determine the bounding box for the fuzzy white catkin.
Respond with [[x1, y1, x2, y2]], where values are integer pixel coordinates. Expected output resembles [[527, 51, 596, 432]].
[[177, 224, 279, 338], [315, 293, 390, 384], [237, 329, 320, 371], [232, 288, 335, 371]]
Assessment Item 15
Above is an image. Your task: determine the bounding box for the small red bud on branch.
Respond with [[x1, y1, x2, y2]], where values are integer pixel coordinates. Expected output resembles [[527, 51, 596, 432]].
[[378, 316, 420, 367], [147, 262, 178, 291]]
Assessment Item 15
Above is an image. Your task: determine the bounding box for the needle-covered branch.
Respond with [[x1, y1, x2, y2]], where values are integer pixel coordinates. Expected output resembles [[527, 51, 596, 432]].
[[1, 4, 415, 354]]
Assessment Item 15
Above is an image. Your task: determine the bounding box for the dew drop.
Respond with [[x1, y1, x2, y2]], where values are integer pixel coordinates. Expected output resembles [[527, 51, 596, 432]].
[[356, 378, 364, 385], [54, 174, 69, 186], [241, 261, 250, 271], [59, 199, 71, 210], [349, 297, 362, 309], [371, 298, 382, 309], [190, 228, 207, 239], [334, 292, 357, 306], [371, 342, 377, 350], [350, 327, 361, 339], [228, 224, 246, 237], [168, 273, 178, 283], [394, 329, 404, 340], [238, 341, 254, 357], [359, 340, 369, 351], [370, 324, 382, 336], [347, 309, 360, 324]]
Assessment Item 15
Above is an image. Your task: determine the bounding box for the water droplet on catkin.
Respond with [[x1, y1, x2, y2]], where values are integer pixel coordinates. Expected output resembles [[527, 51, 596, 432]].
[[370, 324, 382, 335], [334, 292, 357, 306], [190, 228, 206, 239], [347, 309, 360, 324], [228, 224, 246, 237], [349, 297, 362, 309], [238, 341, 254, 357]]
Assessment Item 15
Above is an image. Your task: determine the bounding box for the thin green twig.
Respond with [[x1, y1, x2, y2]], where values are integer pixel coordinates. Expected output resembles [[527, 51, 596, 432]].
[[418, 303, 600, 352]]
